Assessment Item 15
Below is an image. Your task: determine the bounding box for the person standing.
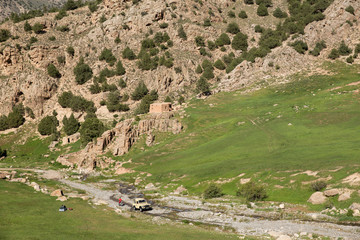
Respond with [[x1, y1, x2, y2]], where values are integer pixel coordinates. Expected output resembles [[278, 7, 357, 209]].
[[118, 197, 122, 206]]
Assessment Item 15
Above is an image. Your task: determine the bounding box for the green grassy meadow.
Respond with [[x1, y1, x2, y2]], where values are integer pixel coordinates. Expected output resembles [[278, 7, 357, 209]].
[[0, 180, 238, 240], [120, 62, 360, 206]]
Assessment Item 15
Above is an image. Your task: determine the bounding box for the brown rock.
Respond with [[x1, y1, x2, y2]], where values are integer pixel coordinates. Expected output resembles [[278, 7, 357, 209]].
[[324, 189, 340, 197], [51, 189, 64, 197], [349, 203, 360, 211], [173, 185, 187, 195], [56, 196, 67, 202], [338, 192, 352, 201], [308, 192, 327, 204]]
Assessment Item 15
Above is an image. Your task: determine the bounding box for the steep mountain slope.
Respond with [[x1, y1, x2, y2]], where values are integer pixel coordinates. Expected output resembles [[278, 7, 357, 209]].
[[0, 0, 66, 22]]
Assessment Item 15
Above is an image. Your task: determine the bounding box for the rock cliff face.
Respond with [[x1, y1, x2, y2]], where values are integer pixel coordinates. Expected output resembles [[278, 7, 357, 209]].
[[219, 0, 360, 92], [56, 112, 182, 172]]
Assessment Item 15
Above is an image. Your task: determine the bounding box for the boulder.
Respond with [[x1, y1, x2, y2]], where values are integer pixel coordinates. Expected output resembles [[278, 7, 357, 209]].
[[174, 185, 187, 195], [338, 192, 351, 201], [349, 203, 360, 211], [277, 235, 292, 240], [324, 189, 340, 197], [0, 171, 10, 179], [30, 182, 41, 191], [56, 196, 67, 202], [51, 189, 64, 197], [279, 203, 285, 209], [145, 183, 156, 189], [308, 192, 327, 204]]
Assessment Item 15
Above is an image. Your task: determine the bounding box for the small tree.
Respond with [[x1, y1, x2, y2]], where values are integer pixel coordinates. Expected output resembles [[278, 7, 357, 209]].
[[197, 77, 211, 94], [32, 23, 45, 34], [47, 64, 61, 78], [345, 5, 355, 15], [195, 36, 205, 47], [122, 47, 136, 60], [216, 33, 231, 47], [24, 21, 32, 32], [273, 7, 287, 18], [195, 64, 203, 74], [0, 29, 11, 42], [227, 22, 240, 34], [291, 40, 308, 54], [203, 18, 211, 27], [214, 59, 226, 70], [80, 116, 104, 145], [99, 48, 117, 66], [238, 11, 248, 19], [232, 32, 248, 51], [116, 60, 126, 76], [74, 58, 93, 84], [257, 4, 268, 16], [67, 46, 75, 56], [236, 182, 267, 201], [63, 114, 80, 136], [38, 115, 59, 135], [311, 181, 327, 191], [338, 41, 352, 56], [178, 25, 187, 40], [131, 82, 149, 100], [203, 184, 223, 199], [118, 78, 127, 88], [328, 48, 339, 59]]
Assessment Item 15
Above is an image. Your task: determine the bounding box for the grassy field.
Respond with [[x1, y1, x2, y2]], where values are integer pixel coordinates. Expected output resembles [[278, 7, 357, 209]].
[[117, 62, 360, 206], [0, 180, 239, 240]]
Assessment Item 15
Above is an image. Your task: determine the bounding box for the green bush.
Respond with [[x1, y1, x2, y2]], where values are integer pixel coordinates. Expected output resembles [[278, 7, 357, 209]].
[[244, 0, 254, 4], [55, 9, 67, 20], [256, 0, 272, 7], [131, 82, 149, 100], [203, 184, 223, 199], [74, 58, 93, 84], [273, 7, 287, 18], [238, 11, 248, 19], [227, 22, 240, 34], [215, 33, 231, 47], [0, 116, 8, 131], [135, 90, 158, 114], [164, 96, 172, 102], [24, 21, 32, 32], [67, 46, 75, 56], [58, 91, 96, 112], [159, 23, 169, 28], [195, 36, 205, 47], [137, 53, 158, 70], [88, 2, 99, 12], [202, 68, 214, 80], [99, 14, 106, 23], [5, 104, 25, 129], [80, 116, 105, 145], [29, 37, 38, 44], [214, 59, 226, 70], [311, 181, 327, 191], [32, 23, 45, 34], [257, 4, 268, 16], [203, 18, 211, 27], [63, 114, 80, 136], [38, 115, 59, 136], [236, 182, 267, 201], [56, 25, 70, 32], [48, 36, 56, 41], [57, 56, 66, 65], [178, 25, 187, 40], [118, 78, 127, 88], [309, 40, 327, 56], [89, 82, 101, 94], [64, 0, 80, 11], [106, 91, 130, 112], [254, 25, 264, 33], [115, 60, 126, 76], [338, 41, 352, 56], [47, 64, 61, 78], [202, 59, 213, 70], [290, 40, 308, 54], [328, 49, 339, 59], [345, 5, 355, 15], [228, 10, 236, 18], [122, 47, 136, 60], [99, 48, 117, 66], [207, 40, 216, 50], [25, 107, 35, 119], [232, 32, 248, 51], [196, 77, 211, 94], [346, 56, 354, 64]]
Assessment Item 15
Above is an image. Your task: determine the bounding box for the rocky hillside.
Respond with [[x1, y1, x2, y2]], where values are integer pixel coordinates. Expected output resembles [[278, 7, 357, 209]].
[[0, 0, 359, 141], [0, 0, 66, 22]]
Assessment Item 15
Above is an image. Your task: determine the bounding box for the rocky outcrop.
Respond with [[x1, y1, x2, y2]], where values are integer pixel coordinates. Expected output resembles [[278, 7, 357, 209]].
[[56, 112, 182, 172], [51, 189, 64, 197], [308, 192, 327, 204]]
